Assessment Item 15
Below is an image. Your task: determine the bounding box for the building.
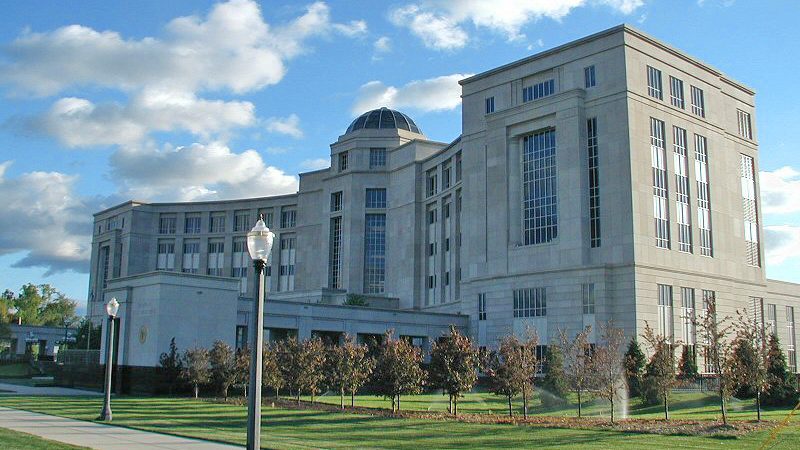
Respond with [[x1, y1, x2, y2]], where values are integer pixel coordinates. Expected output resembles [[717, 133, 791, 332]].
[[2, 324, 77, 361], [87, 24, 800, 387]]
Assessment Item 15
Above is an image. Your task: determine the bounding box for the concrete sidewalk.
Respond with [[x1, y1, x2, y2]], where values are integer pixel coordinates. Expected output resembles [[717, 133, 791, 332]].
[[0, 382, 102, 396], [0, 407, 242, 449]]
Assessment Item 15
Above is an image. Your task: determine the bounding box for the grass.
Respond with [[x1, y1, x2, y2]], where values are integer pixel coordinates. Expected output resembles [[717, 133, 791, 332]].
[[0, 363, 32, 378], [0, 392, 798, 449], [0, 427, 89, 450]]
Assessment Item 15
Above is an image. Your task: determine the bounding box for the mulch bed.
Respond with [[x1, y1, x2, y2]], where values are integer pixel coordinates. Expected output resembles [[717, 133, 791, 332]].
[[214, 396, 774, 437]]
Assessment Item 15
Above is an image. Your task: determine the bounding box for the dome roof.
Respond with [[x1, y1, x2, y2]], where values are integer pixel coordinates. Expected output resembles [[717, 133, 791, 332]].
[[345, 107, 421, 135]]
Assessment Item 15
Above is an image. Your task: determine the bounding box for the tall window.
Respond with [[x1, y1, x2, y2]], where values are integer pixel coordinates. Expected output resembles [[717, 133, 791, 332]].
[[658, 284, 674, 342], [338, 152, 348, 171], [99, 246, 110, 289], [767, 303, 778, 337], [587, 118, 600, 248], [695, 135, 713, 256], [184, 214, 201, 234], [522, 79, 555, 102], [442, 160, 451, 189], [690, 85, 705, 117], [363, 214, 386, 294], [258, 208, 274, 228], [513, 288, 546, 317], [365, 188, 387, 209], [209, 212, 225, 233], [207, 241, 224, 276], [330, 191, 343, 212], [234, 210, 250, 232], [182, 240, 199, 274], [647, 66, 663, 99], [787, 306, 797, 373], [737, 109, 752, 139], [701, 290, 716, 373], [741, 154, 760, 266], [232, 238, 248, 294], [328, 216, 342, 289], [478, 293, 486, 320], [669, 76, 684, 109], [582, 283, 595, 315], [159, 214, 176, 234], [455, 152, 462, 183], [674, 126, 692, 253], [280, 207, 297, 228], [426, 168, 437, 197], [651, 118, 670, 248], [156, 240, 175, 270], [369, 148, 386, 168], [584, 65, 596, 88], [279, 235, 296, 291], [485, 96, 495, 114], [522, 129, 558, 245], [681, 287, 696, 345]]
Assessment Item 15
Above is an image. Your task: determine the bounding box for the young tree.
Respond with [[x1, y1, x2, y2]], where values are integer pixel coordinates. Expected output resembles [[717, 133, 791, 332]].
[[209, 340, 237, 398], [678, 345, 699, 381], [428, 325, 480, 415], [297, 337, 327, 404], [373, 330, 426, 412], [591, 322, 626, 424], [560, 326, 593, 418], [276, 338, 301, 403], [484, 347, 520, 417], [327, 335, 374, 409], [182, 347, 210, 399], [624, 338, 646, 398], [763, 334, 799, 406], [732, 309, 771, 421], [158, 337, 183, 395], [486, 332, 540, 418], [234, 348, 250, 398], [262, 343, 284, 399], [694, 295, 736, 425], [540, 342, 569, 407], [641, 322, 678, 420]]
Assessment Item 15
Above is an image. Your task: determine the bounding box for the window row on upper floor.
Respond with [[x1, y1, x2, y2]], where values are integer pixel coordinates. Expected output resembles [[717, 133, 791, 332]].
[[156, 206, 297, 235], [426, 151, 462, 198], [484, 64, 597, 115]]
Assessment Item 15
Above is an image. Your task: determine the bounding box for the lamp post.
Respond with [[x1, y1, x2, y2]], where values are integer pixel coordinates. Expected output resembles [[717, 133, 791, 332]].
[[98, 297, 119, 421], [246, 216, 275, 450]]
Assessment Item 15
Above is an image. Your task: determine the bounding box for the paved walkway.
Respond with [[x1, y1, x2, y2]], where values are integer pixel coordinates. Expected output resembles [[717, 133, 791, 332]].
[[0, 407, 242, 449], [0, 382, 102, 396]]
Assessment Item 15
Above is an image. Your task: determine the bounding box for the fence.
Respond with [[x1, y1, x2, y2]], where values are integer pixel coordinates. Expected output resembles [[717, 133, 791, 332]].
[[57, 349, 101, 366]]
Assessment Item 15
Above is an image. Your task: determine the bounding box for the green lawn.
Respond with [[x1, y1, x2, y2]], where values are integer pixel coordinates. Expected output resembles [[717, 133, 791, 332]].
[[0, 427, 88, 450], [0, 394, 797, 449]]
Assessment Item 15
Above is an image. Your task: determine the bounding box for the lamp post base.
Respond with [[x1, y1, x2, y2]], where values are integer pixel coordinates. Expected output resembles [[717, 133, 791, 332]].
[[97, 405, 112, 421]]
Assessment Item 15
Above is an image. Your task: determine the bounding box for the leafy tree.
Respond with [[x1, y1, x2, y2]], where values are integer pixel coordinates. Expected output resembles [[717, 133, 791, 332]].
[[641, 322, 678, 420], [182, 347, 211, 398], [624, 337, 646, 398], [0, 292, 12, 340], [343, 294, 369, 307], [234, 348, 250, 398], [486, 332, 540, 418], [6, 284, 77, 328], [559, 326, 593, 418], [73, 318, 102, 350], [262, 343, 284, 399], [158, 337, 183, 395], [732, 309, 771, 421], [40, 295, 78, 328], [373, 330, 426, 412], [209, 340, 237, 398], [296, 337, 327, 404], [428, 325, 479, 415], [327, 334, 374, 408], [540, 342, 569, 407], [678, 345, 699, 381], [694, 295, 736, 425], [590, 322, 626, 424], [276, 338, 302, 403], [763, 334, 799, 406]]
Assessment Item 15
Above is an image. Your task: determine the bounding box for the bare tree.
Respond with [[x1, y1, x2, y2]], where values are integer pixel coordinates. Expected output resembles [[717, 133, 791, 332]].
[[641, 322, 678, 420], [182, 347, 210, 399], [694, 295, 736, 425], [209, 340, 237, 398], [373, 330, 425, 412], [559, 326, 593, 418], [590, 322, 626, 424], [428, 325, 479, 415], [732, 308, 771, 421], [327, 334, 374, 409]]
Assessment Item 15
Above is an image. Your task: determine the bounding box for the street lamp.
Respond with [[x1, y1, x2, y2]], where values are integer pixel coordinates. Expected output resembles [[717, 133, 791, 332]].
[[98, 297, 119, 421], [245, 216, 274, 450]]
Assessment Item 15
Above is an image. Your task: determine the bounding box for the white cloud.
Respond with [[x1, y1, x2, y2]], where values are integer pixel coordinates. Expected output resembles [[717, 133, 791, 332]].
[[352, 73, 472, 114], [0, 161, 95, 274], [265, 114, 304, 139], [333, 20, 368, 37], [760, 166, 800, 215], [374, 36, 392, 53], [765, 225, 800, 266], [109, 142, 298, 202], [389, 1, 644, 50], [300, 158, 330, 170]]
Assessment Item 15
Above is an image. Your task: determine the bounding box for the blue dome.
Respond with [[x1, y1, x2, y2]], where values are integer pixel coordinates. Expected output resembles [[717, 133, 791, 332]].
[[346, 107, 421, 134]]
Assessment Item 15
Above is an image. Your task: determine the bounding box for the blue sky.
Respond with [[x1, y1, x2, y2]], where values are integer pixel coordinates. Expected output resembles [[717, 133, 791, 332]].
[[1, 0, 799, 312]]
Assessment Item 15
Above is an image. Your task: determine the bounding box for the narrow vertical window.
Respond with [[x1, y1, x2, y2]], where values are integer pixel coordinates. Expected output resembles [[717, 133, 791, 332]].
[[651, 118, 670, 248], [258, 209, 273, 228], [157, 240, 175, 270], [426, 204, 437, 305], [787, 306, 797, 373], [159, 214, 176, 234], [280, 206, 297, 228], [363, 214, 386, 294], [584, 65, 596, 88], [695, 135, 713, 256], [233, 210, 250, 232], [182, 240, 199, 274], [369, 148, 386, 168], [485, 96, 495, 114], [184, 214, 201, 234], [674, 126, 692, 253], [442, 160, 451, 189], [647, 66, 663, 99], [330, 192, 342, 212], [691, 85, 705, 117], [207, 241, 224, 276], [279, 235, 296, 291], [741, 154, 760, 266], [737, 110, 752, 139], [455, 151, 462, 183], [522, 129, 557, 245], [232, 238, 248, 294], [329, 216, 342, 289], [582, 283, 595, 315], [338, 151, 348, 171], [210, 212, 225, 233], [478, 293, 486, 320], [426, 168, 438, 197], [587, 118, 600, 248], [767, 303, 777, 337], [669, 76, 684, 109], [658, 284, 674, 342], [681, 287, 695, 345]]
